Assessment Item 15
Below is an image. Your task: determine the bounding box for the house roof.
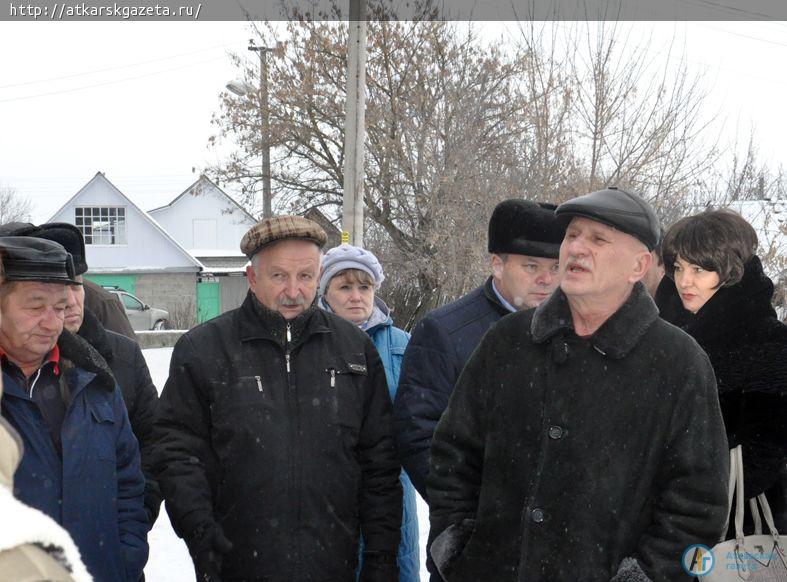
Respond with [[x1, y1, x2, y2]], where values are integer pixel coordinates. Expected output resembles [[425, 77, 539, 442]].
[[47, 171, 204, 271], [148, 175, 257, 224]]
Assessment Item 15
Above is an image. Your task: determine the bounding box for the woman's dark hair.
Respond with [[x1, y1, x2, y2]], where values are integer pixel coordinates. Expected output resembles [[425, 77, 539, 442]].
[[662, 209, 758, 288]]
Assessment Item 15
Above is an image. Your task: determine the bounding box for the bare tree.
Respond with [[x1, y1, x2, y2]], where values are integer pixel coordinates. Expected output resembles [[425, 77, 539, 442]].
[[209, 14, 727, 327], [210, 16, 527, 325], [566, 21, 719, 224], [0, 184, 33, 225]]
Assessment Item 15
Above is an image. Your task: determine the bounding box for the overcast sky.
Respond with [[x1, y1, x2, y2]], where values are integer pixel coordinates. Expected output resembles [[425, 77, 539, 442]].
[[1, 20, 786, 224]]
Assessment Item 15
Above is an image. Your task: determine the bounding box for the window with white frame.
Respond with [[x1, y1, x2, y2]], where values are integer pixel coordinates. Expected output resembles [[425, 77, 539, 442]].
[[75, 206, 127, 245]]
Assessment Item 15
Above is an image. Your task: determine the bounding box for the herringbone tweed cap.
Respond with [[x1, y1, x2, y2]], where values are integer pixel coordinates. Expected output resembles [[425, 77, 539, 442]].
[[240, 215, 327, 258]]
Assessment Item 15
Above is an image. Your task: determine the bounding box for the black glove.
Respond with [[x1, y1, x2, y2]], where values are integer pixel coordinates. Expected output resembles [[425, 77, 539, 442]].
[[190, 523, 234, 582], [359, 551, 399, 582]]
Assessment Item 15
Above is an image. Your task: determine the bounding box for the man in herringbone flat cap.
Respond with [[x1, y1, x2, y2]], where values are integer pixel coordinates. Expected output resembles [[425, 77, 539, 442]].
[[154, 215, 402, 582]]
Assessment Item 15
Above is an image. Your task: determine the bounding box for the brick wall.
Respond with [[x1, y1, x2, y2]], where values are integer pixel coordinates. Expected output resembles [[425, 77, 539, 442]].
[[135, 273, 197, 328]]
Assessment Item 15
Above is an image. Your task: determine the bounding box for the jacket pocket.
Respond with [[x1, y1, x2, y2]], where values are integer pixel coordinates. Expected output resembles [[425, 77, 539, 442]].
[[323, 354, 366, 430], [89, 400, 117, 461], [431, 518, 476, 580]]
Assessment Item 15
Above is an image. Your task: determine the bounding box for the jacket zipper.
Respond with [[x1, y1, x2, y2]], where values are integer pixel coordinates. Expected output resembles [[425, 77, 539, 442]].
[[330, 369, 336, 387], [28, 368, 43, 398], [285, 323, 291, 372], [254, 375, 262, 392]]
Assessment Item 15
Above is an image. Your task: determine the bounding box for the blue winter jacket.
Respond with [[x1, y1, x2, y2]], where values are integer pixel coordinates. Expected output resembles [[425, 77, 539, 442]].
[[321, 296, 421, 581], [393, 277, 509, 499], [1, 331, 148, 582]]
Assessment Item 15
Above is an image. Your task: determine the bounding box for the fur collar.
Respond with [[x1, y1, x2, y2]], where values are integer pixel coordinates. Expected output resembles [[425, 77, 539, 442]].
[[683, 256, 777, 344], [531, 282, 659, 359], [239, 291, 325, 348], [57, 329, 115, 392], [76, 309, 114, 363]]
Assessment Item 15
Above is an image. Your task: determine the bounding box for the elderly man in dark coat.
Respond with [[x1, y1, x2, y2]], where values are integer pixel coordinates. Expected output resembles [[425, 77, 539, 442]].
[[394, 199, 565, 499], [0, 236, 148, 581], [154, 216, 402, 582], [427, 187, 730, 582]]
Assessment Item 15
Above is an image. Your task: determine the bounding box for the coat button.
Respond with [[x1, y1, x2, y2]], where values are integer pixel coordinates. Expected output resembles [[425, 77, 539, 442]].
[[531, 508, 545, 523], [548, 426, 564, 440]]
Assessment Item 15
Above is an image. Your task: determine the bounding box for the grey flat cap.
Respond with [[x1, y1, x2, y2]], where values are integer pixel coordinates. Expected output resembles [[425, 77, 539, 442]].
[[555, 187, 660, 250]]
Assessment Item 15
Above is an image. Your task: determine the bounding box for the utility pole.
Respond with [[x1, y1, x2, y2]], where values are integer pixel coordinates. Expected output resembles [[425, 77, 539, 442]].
[[341, 0, 367, 246], [249, 40, 274, 219]]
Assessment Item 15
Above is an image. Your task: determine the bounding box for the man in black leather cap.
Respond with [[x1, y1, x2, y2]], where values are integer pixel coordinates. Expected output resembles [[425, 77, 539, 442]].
[[0, 236, 148, 581], [394, 199, 565, 501], [427, 187, 729, 582], [2, 223, 162, 527]]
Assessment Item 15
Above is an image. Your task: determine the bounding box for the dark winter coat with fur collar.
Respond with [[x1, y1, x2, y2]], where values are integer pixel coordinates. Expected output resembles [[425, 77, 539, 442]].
[[427, 283, 729, 582], [77, 309, 161, 523], [1, 330, 148, 582], [657, 256, 787, 499]]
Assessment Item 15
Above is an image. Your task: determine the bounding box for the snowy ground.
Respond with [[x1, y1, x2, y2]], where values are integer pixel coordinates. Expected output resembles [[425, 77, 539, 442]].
[[142, 347, 431, 581]]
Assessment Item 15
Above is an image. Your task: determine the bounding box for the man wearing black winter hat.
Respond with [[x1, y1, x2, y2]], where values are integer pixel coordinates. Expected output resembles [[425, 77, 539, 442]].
[[393, 199, 566, 503], [427, 187, 729, 582]]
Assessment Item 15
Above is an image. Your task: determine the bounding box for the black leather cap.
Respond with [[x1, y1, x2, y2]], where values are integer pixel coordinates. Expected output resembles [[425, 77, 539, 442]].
[[488, 200, 565, 259], [0, 222, 87, 275], [555, 187, 660, 250], [0, 236, 80, 285]]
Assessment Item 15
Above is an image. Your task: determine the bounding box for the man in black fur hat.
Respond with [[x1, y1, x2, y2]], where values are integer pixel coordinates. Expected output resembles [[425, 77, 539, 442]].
[[427, 187, 729, 581], [394, 199, 566, 500]]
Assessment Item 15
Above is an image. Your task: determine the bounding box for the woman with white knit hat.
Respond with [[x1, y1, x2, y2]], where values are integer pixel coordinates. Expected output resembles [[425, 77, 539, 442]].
[[319, 244, 420, 582]]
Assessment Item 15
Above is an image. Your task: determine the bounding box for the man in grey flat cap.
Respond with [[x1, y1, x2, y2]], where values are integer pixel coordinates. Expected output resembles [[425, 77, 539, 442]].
[[154, 216, 402, 582], [426, 187, 729, 581]]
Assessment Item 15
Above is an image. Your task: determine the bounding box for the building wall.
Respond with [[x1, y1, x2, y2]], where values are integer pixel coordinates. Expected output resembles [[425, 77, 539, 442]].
[[49, 174, 201, 273], [220, 275, 249, 313], [150, 182, 255, 252], [135, 272, 197, 328]]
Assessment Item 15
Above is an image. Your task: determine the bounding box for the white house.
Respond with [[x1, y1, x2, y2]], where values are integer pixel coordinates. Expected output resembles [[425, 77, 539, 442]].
[[148, 176, 257, 317], [48, 172, 204, 325]]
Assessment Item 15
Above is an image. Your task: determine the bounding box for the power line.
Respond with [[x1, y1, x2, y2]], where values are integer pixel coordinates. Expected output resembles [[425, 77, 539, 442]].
[[675, 0, 786, 20], [0, 42, 238, 90], [0, 56, 227, 103]]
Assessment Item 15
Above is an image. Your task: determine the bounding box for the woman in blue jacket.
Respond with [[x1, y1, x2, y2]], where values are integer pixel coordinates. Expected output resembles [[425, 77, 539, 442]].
[[319, 244, 420, 582]]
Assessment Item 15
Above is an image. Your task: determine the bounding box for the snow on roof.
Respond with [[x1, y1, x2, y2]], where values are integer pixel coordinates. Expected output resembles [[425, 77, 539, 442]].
[[199, 266, 249, 274], [190, 249, 247, 257]]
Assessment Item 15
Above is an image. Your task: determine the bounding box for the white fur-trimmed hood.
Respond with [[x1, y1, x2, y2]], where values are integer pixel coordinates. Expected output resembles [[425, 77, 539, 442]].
[[0, 486, 93, 581]]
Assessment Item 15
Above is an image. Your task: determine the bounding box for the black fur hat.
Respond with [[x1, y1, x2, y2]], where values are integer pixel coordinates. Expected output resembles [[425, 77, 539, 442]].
[[488, 200, 565, 259]]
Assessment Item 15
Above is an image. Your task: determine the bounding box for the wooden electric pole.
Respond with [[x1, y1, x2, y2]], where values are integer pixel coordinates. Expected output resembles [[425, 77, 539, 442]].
[[341, 0, 367, 246]]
